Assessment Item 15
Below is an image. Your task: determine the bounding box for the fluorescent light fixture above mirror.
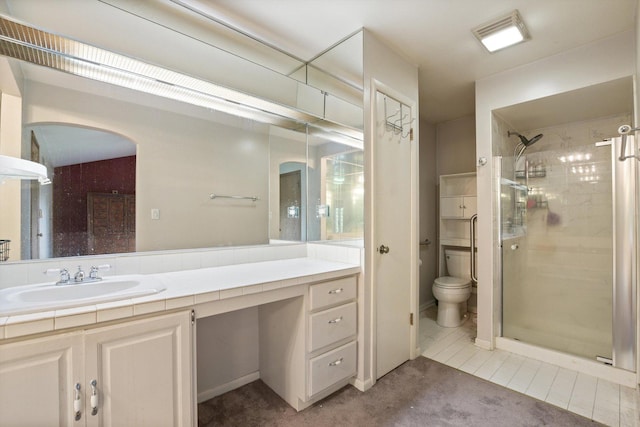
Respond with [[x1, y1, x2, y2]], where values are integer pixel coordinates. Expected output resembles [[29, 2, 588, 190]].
[[0, 13, 363, 142], [473, 10, 530, 53]]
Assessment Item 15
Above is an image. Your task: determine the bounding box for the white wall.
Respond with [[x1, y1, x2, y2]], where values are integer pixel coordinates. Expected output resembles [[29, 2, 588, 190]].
[[436, 115, 476, 177], [196, 308, 259, 402], [0, 92, 23, 260], [475, 31, 635, 349], [419, 119, 437, 309]]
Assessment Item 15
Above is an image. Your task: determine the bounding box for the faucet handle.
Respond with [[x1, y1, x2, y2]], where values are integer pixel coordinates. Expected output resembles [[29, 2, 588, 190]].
[[89, 264, 111, 280], [44, 268, 70, 284]]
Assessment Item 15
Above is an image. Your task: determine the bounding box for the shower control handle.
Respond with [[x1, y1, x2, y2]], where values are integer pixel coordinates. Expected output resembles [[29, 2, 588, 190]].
[[378, 244, 390, 254]]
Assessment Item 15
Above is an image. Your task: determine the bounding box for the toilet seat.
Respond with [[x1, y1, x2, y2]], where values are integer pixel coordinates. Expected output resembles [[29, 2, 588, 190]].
[[434, 276, 470, 289]]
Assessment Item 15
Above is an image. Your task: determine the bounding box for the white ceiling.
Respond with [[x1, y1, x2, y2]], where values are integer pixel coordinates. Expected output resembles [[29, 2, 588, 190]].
[[28, 124, 136, 168], [191, 0, 637, 124]]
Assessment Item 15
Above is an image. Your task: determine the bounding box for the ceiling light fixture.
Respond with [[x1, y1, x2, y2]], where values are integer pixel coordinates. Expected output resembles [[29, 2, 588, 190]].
[[472, 10, 530, 53]]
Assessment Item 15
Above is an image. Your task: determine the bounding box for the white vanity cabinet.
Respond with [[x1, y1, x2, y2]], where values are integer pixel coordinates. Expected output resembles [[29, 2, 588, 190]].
[[258, 275, 357, 411], [0, 332, 83, 426], [84, 311, 193, 427], [306, 276, 357, 399], [0, 310, 193, 427]]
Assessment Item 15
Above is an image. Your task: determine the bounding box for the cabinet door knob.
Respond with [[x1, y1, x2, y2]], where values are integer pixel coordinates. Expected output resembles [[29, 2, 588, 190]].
[[328, 288, 343, 295]]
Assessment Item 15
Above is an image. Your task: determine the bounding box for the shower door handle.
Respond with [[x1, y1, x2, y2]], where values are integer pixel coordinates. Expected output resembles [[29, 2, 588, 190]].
[[470, 214, 477, 283]]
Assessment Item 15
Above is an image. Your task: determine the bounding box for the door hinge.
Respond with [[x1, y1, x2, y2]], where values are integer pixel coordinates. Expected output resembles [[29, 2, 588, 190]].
[[410, 312, 414, 326], [191, 309, 196, 324]]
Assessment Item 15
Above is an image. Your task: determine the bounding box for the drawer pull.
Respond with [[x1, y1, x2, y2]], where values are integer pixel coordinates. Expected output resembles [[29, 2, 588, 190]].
[[328, 288, 343, 294], [74, 383, 82, 421], [328, 316, 343, 324], [90, 379, 99, 416], [328, 357, 344, 367]]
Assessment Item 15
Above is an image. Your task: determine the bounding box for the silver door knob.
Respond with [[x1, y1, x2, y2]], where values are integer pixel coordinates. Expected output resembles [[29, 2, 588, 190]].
[[510, 244, 519, 250], [378, 244, 390, 254]]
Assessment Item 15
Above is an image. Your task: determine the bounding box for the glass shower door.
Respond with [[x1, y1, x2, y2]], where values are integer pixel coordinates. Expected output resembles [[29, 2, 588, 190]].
[[501, 136, 620, 364]]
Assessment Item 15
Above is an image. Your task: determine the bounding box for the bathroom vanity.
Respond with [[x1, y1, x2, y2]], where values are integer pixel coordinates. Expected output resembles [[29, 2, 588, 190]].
[[0, 257, 360, 426]]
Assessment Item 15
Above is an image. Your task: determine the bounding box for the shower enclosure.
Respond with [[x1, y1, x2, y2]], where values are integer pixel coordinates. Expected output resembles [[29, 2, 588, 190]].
[[499, 118, 637, 371]]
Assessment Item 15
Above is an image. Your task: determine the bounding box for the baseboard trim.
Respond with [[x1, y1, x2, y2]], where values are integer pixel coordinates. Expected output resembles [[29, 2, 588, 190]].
[[352, 377, 373, 392], [197, 371, 260, 403], [419, 300, 436, 313], [496, 337, 637, 389], [474, 337, 492, 350]]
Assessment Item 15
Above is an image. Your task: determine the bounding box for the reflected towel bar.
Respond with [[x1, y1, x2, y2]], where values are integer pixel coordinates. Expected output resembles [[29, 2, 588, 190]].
[[209, 194, 259, 202]]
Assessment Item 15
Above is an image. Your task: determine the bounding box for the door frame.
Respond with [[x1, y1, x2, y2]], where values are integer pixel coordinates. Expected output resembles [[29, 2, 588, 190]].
[[365, 79, 419, 383]]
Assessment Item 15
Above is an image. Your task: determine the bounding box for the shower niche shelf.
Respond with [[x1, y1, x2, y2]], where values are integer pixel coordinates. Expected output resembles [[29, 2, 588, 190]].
[[515, 170, 546, 179]]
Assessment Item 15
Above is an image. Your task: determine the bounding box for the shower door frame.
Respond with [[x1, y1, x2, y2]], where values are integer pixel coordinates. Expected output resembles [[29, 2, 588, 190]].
[[609, 136, 637, 371]]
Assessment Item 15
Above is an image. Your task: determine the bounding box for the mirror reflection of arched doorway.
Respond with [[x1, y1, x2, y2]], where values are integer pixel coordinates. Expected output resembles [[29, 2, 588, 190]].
[[24, 123, 136, 258], [279, 162, 306, 241]]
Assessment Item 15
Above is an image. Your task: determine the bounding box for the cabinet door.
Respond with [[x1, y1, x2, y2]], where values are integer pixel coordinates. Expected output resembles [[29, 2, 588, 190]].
[[0, 332, 83, 427], [462, 196, 477, 218], [440, 196, 463, 218], [84, 311, 193, 427]]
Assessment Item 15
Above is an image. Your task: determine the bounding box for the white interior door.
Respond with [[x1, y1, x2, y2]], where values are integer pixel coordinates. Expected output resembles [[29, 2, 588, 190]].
[[374, 89, 416, 378]]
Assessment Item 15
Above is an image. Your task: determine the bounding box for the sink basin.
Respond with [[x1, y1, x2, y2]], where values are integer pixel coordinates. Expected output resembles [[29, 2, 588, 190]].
[[0, 275, 166, 317]]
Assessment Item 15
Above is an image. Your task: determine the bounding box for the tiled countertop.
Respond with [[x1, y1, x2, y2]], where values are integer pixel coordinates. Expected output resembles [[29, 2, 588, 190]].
[[0, 257, 360, 341]]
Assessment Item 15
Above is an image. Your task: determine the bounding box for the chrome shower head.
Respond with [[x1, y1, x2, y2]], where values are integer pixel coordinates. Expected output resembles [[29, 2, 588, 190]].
[[508, 131, 543, 147], [510, 131, 544, 166]]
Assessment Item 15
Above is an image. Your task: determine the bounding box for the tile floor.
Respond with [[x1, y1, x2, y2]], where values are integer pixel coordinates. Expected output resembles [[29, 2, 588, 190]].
[[420, 307, 640, 427]]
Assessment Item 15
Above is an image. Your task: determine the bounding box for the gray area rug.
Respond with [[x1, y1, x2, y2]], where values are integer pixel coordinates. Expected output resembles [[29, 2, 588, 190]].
[[198, 356, 601, 426]]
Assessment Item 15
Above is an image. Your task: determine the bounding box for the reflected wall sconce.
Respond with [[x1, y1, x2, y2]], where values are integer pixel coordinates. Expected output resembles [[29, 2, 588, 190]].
[[316, 204, 330, 218], [287, 205, 300, 218]]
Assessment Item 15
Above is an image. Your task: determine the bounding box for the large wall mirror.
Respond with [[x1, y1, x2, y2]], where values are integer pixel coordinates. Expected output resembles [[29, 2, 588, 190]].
[[0, 5, 364, 262]]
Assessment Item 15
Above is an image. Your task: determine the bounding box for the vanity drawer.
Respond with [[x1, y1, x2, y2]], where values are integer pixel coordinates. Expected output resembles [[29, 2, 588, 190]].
[[308, 340, 356, 397], [309, 276, 356, 311], [308, 302, 356, 352]]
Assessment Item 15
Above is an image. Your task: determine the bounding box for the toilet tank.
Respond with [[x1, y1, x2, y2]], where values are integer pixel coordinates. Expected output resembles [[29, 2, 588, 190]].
[[444, 249, 471, 278]]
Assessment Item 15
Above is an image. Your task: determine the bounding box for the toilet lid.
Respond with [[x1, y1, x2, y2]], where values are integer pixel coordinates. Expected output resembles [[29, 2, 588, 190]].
[[434, 276, 471, 288]]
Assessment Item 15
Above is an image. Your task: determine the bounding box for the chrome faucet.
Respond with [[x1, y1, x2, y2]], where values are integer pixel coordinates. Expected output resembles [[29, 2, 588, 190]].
[[74, 266, 85, 283], [45, 264, 110, 285]]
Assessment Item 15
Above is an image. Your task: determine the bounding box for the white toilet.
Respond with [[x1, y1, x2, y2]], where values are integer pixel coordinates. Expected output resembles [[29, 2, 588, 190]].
[[433, 249, 472, 327]]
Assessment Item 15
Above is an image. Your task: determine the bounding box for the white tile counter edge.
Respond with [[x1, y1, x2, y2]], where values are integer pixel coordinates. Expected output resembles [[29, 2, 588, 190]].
[[0, 257, 361, 340]]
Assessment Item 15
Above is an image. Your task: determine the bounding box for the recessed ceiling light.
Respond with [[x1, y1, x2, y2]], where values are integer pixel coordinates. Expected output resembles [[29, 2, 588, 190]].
[[472, 10, 530, 53]]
